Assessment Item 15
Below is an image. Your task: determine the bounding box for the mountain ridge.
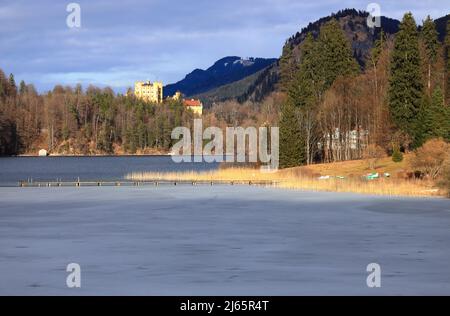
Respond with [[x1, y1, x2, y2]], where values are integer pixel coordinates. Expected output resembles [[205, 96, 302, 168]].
[[164, 56, 277, 97]]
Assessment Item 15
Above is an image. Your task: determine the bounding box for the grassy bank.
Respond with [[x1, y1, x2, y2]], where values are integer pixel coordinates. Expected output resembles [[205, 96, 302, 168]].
[[126, 166, 442, 197]]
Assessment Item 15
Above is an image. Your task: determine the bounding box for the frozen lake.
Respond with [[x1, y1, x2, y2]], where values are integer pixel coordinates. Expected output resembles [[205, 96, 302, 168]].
[[0, 185, 449, 295], [0, 156, 219, 186]]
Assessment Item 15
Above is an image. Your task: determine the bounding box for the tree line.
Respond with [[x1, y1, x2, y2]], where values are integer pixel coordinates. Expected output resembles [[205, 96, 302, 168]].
[[0, 75, 198, 155], [279, 13, 450, 168], [0, 70, 279, 156]]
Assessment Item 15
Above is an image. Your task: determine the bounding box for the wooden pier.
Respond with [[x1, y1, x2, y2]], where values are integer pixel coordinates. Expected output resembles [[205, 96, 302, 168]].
[[17, 180, 277, 188]]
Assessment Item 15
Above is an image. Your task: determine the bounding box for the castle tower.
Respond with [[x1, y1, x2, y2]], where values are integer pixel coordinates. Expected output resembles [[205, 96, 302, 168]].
[[134, 81, 163, 103]]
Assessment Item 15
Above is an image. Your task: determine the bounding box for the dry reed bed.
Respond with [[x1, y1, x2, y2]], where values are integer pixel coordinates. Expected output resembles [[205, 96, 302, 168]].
[[126, 168, 442, 197]]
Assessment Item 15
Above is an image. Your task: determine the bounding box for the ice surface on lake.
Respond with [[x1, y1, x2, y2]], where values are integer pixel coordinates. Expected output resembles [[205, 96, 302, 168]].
[[0, 186, 449, 295]]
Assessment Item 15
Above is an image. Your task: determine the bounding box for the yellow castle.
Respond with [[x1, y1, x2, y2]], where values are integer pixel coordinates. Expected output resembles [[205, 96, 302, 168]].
[[132, 82, 202, 116], [134, 81, 163, 103]]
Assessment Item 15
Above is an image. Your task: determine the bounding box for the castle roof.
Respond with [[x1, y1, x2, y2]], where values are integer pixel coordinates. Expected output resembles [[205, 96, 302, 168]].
[[183, 99, 202, 107]]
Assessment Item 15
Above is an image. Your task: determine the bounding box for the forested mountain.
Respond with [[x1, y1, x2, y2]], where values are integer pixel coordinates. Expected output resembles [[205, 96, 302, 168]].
[[278, 11, 450, 168], [284, 9, 400, 66], [192, 63, 279, 107], [431, 14, 449, 41], [164, 56, 277, 97], [174, 9, 402, 106], [198, 10, 448, 108]]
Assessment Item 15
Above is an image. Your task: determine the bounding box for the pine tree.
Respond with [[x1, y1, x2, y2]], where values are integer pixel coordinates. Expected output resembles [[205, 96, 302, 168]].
[[288, 33, 318, 108], [421, 15, 438, 94], [287, 33, 320, 164], [419, 87, 448, 144], [372, 30, 386, 65], [392, 144, 403, 163], [370, 30, 386, 106], [0, 73, 5, 99], [279, 43, 297, 92], [279, 103, 305, 168], [8, 73, 17, 97], [316, 19, 360, 91], [19, 80, 27, 95], [388, 12, 424, 148], [428, 87, 448, 140], [416, 94, 431, 147]]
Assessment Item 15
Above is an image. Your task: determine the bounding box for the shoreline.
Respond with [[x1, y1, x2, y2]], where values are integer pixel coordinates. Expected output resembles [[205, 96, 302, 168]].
[[126, 168, 447, 198], [8, 179, 447, 200], [1, 156, 447, 198]]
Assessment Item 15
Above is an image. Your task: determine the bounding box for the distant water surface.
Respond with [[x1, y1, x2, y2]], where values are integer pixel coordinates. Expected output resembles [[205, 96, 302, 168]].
[[0, 156, 219, 186]]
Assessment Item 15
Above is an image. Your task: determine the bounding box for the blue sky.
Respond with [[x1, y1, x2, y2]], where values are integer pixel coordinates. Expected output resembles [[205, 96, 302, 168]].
[[0, 0, 448, 93]]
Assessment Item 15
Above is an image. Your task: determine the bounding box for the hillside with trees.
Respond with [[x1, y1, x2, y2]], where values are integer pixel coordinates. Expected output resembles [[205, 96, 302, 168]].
[[278, 12, 450, 170], [0, 70, 278, 156], [0, 75, 197, 155], [192, 63, 279, 107]]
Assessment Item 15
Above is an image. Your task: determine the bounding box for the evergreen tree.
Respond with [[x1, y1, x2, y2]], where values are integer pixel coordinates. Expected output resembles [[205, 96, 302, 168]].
[[0, 83, 4, 100], [415, 94, 431, 147], [427, 87, 448, 140], [419, 87, 448, 144], [421, 15, 438, 94], [279, 43, 297, 92], [287, 33, 320, 164], [370, 30, 386, 106], [316, 19, 360, 92], [137, 121, 147, 149], [288, 33, 318, 108], [372, 30, 386, 64], [388, 12, 424, 148], [279, 103, 305, 168], [0, 70, 5, 99], [392, 144, 403, 163], [19, 80, 27, 95], [8, 73, 17, 96]]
